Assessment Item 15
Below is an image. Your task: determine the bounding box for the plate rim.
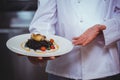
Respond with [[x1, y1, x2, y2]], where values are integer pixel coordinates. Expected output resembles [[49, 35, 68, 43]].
[[6, 33, 74, 57]]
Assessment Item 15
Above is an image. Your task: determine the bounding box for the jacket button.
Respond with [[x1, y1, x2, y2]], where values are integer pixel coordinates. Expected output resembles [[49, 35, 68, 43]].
[[77, 0, 81, 3], [103, 18, 106, 21], [80, 20, 83, 23]]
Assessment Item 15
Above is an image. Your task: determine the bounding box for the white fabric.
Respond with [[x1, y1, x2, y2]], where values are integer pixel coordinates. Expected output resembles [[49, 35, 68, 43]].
[[29, 0, 120, 80]]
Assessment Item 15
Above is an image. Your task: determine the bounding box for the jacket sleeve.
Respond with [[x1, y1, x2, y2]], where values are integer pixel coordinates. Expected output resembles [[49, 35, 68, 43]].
[[102, 0, 120, 46], [29, 0, 57, 35]]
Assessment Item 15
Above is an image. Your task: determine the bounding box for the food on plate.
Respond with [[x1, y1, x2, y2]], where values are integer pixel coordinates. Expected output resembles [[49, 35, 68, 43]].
[[21, 34, 59, 53]]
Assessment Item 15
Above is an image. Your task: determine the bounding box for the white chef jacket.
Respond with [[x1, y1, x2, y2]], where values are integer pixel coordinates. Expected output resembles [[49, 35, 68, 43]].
[[29, 0, 120, 79]]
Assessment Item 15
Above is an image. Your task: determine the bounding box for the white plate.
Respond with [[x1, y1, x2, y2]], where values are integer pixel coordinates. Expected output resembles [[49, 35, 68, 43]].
[[6, 33, 74, 57]]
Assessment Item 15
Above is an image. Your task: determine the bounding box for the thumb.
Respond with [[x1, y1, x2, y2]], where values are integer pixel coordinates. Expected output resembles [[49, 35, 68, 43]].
[[99, 25, 106, 30]]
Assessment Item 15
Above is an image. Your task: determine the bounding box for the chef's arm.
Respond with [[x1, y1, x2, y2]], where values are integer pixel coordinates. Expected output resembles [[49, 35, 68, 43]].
[[102, 0, 120, 46], [29, 0, 57, 35]]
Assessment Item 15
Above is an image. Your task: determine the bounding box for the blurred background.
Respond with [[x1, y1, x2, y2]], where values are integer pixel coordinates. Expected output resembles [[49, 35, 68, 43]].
[[0, 0, 120, 80], [0, 0, 47, 80]]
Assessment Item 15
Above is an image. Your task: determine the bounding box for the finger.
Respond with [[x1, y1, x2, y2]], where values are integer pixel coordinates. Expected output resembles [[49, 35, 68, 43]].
[[27, 56, 41, 64], [73, 36, 87, 45], [38, 57, 43, 60], [72, 37, 79, 40], [55, 56, 60, 58], [73, 39, 86, 45], [17, 53, 24, 56], [99, 25, 106, 30], [44, 56, 60, 60], [49, 56, 56, 60], [82, 36, 94, 46], [96, 24, 106, 30], [72, 40, 82, 45], [82, 40, 90, 46], [43, 56, 56, 60], [82, 41, 89, 46]]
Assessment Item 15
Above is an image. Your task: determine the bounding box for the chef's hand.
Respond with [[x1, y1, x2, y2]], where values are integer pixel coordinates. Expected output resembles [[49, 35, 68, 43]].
[[27, 56, 57, 65], [72, 24, 106, 46], [17, 54, 58, 65]]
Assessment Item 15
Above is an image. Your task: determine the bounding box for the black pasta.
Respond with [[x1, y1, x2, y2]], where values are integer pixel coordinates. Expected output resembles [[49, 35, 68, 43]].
[[25, 39, 53, 50]]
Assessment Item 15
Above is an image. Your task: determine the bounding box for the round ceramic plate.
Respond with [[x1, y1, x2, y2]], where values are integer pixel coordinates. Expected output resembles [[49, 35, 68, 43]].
[[6, 33, 74, 57]]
